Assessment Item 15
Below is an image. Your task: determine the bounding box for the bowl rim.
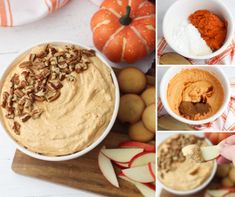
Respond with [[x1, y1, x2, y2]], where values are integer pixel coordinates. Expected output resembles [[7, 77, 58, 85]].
[[163, 0, 234, 60], [157, 135, 218, 195], [0, 40, 120, 161], [160, 66, 231, 125]]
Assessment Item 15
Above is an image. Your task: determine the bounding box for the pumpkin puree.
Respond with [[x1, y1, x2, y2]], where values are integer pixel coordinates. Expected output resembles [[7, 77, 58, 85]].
[[189, 10, 227, 51]]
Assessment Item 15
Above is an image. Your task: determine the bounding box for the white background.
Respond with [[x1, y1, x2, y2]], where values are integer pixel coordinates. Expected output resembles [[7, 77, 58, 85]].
[[0, 0, 153, 197]]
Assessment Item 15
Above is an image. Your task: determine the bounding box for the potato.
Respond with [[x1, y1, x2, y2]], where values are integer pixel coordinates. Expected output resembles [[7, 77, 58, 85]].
[[118, 67, 147, 94], [141, 87, 155, 106], [216, 164, 231, 178], [229, 168, 235, 182], [222, 177, 234, 187], [128, 121, 155, 142], [142, 104, 155, 133], [118, 94, 145, 123]]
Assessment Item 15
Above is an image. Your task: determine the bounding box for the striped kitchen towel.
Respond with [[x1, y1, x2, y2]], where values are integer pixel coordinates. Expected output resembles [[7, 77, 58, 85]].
[[158, 37, 235, 65], [0, 0, 70, 27], [158, 83, 235, 131]]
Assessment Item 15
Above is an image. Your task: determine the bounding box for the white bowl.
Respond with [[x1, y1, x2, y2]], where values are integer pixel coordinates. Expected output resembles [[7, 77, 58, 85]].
[[163, 0, 234, 59], [160, 66, 230, 125], [158, 136, 217, 195], [0, 41, 120, 161]]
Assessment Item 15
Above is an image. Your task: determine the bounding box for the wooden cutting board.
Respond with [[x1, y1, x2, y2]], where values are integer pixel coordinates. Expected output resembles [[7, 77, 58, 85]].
[[12, 130, 143, 197]]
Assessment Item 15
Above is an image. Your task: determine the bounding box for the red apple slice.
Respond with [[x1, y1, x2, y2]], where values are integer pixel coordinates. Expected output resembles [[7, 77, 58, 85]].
[[101, 148, 143, 163], [119, 174, 155, 197], [201, 145, 220, 161], [144, 183, 156, 191], [206, 189, 230, 197], [98, 147, 119, 188], [119, 141, 155, 152], [122, 165, 155, 183], [114, 161, 129, 169], [129, 152, 155, 167], [148, 162, 155, 179]]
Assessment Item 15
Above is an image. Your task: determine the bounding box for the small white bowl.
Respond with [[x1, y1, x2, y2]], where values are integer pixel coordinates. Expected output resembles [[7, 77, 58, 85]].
[[160, 66, 230, 125], [0, 41, 120, 161], [163, 0, 234, 60], [158, 136, 217, 195]]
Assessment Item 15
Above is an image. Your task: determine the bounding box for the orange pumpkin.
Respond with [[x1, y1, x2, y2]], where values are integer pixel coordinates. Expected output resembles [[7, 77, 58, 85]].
[[91, 0, 155, 63]]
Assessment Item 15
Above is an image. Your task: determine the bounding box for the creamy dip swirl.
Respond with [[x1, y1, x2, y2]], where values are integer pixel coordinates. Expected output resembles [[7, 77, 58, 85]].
[[167, 69, 224, 120], [0, 44, 115, 156]]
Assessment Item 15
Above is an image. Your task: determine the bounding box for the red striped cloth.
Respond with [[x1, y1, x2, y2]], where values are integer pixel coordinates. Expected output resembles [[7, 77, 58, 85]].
[[158, 37, 235, 65], [0, 0, 70, 27]]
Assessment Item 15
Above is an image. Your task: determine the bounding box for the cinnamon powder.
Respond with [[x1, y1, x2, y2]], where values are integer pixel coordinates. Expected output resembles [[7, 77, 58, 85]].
[[189, 10, 227, 51]]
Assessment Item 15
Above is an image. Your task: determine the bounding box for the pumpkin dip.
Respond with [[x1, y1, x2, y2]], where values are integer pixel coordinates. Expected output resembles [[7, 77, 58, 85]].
[[189, 10, 227, 51], [158, 134, 214, 191], [0, 43, 115, 156], [167, 68, 224, 120]]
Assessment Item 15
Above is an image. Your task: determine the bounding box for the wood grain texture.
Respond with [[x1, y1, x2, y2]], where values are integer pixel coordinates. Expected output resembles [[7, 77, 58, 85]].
[[12, 131, 143, 197], [160, 189, 205, 197]]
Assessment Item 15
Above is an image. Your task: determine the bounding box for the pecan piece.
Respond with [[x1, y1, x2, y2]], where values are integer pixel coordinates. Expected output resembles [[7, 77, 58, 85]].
[[14, 89, 25, 98], [82, 49, 96, 57], [34, 95, 45, 102], [1, 92, 9, 108], [19, 61, 32, 68], [29, 54, 36, 62], [32, 109, 43, 119], [21, 114, 31, 122], [11, 74, 20, 85], [47, 91, 61, 102], [12, 121, 21, 135]]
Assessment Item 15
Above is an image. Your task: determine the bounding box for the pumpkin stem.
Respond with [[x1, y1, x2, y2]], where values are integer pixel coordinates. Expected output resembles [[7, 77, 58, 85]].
[[119, 6, 132, 26]]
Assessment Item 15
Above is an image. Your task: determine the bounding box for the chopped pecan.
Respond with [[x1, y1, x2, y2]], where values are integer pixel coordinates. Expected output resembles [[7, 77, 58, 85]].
[[19, 61, 32, 68], [11, 74, 20, 85], [82, 49, 96, 57], [47, 91, 61, 102], [1, 92, 9, 108], [32, 108, 43, 119], [29, 54, 36, 62], [12, 121, 21, 135], [5, 113, 14, 119], [14, 89, 25, 98], [21, 114, 31, 122], [34, 95, 45, 102]]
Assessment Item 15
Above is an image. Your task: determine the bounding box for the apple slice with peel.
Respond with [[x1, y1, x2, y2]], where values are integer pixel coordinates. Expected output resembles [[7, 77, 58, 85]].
[[129, 152, 155, 167], [101, 148, 143, 163], [98, 147, 119, 188], [148, 163, 155, 179], [205, 189, 230, 197], [119, 141, 155, 152], [119, 173, 155, 197], [122, 164, 155, 183], [114, 161, 129, 169], [183, 144, 220, 162], [201, 145, 220, 161]]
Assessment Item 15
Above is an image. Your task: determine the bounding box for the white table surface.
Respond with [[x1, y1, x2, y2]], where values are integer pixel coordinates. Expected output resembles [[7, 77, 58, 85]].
[[0, 1, 154, 197]]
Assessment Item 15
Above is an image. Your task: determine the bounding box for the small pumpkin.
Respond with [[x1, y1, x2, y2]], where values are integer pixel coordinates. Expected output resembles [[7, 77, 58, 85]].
[[91, 0, 155, 63]]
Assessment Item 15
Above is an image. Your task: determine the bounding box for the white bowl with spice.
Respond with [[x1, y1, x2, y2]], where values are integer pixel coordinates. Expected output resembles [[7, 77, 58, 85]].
[[163, 0, 234, 60], [160, 66, 230, 126], [157, 134, 217, 195], [0, 41, 120, 161]]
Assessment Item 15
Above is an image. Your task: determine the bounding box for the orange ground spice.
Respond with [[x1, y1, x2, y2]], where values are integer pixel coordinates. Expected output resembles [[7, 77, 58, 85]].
[[189, 10, 227, 51]]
